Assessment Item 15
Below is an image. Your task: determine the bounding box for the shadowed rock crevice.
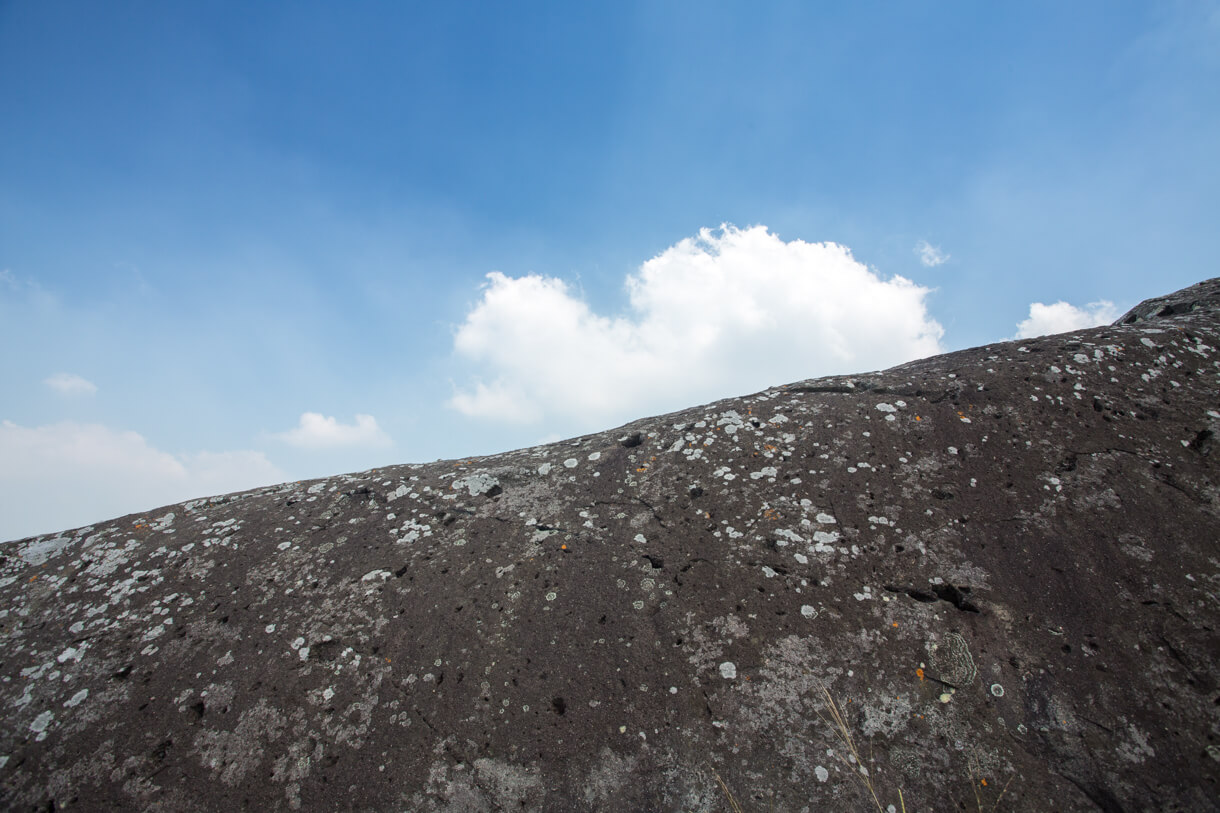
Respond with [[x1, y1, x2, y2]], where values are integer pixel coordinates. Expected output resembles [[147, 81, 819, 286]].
[[2, 279, 1219, 811]]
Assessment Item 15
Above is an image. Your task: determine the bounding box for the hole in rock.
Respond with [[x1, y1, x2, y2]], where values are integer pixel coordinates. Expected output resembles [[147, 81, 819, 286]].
[[931, 584, 980, 613]]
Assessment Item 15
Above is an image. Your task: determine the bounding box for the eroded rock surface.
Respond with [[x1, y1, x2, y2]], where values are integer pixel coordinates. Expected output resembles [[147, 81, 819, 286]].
[[3, 280, 1219, 811]]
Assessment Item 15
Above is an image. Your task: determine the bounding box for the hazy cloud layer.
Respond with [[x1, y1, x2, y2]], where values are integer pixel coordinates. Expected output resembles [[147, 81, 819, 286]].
[[0, 420, 285, 541], [273, 412, 392, 450], [915, 240, 950, 267], [451, 225, 944, 426], [1015, 300, 1118, 339], [44, 373, 97, 396]]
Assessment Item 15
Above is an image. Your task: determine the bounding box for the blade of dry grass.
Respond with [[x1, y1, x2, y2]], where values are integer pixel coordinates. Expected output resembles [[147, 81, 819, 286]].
[[815, 684, 891, 812], [713, 770, 744, 813]]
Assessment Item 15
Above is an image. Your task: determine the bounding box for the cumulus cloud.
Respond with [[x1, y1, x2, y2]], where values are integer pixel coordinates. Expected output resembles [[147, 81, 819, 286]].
[[273, 412, 392, 450], [1015, 300, 1118, 339], [915, 240, 949, 267], [44, 372, 97, 396], [451, 224, 943, 427], [0, 420, 286, 541]]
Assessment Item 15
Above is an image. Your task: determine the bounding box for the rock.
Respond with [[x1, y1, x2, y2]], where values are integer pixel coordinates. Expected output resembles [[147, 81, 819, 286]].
[[1115, 276, 1220, 325], [2, 280, 1219, 811]]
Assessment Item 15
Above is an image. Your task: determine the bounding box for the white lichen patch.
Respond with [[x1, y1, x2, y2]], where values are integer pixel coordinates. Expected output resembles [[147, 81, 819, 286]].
[[811, 531, 839, 554], [18, 536, 74, 567], [29, 710, 54, 740], [56, 645, 86, 664], [452, 473, 500, 496]]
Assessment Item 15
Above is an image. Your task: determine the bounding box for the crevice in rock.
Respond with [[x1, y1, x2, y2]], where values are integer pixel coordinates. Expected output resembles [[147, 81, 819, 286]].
[[932, 584, 980, 613], [883, 583, 979, 613]]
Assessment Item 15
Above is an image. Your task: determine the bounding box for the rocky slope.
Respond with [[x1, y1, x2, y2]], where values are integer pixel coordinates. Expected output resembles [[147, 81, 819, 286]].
[[3, 280, 1219, 812]]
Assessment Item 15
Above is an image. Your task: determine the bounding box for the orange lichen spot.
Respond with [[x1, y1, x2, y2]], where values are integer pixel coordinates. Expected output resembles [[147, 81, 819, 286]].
[[915, 415, 922, 421], [636, 467, 648, 472], [892, 621, 899, 628], [386, 657, 392, 663], [916, 668, 925, 681], [980, 779, 988, 787], [29, 575, 37, 583], [560, 544, 568, 550]]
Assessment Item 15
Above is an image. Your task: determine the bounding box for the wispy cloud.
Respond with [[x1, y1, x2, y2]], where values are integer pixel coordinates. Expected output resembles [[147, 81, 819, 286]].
[[451, 224, 943, 427], [44, 373, 98, 396], [1014, 300, 1118, 339], [0, 420, 285, 541], [273, 413, 392, 450], [914, 240, 949, 267]]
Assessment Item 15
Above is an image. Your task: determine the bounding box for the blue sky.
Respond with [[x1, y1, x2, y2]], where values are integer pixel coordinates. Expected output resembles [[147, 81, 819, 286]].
[[2, 1, 1218, 540]]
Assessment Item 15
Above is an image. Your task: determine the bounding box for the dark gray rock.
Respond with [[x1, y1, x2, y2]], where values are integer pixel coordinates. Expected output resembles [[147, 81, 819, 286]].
[[3, 280, 1219, 811], [1116, 277, 1220, 325]]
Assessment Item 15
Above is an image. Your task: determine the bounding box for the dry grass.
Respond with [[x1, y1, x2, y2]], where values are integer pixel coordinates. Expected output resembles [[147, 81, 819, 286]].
[[713, 770, 744, 813], [713, 684, 1016, 812], [815, 684, 906, 813], [968, 755, 1014, 812]]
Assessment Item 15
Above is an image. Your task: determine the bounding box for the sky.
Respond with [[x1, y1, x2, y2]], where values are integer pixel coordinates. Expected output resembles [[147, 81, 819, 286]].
[[2, 1, 1218, 541]]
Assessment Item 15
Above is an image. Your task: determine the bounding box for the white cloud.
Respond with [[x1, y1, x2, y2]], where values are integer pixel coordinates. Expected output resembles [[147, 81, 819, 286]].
[[915, 240, 949, 267], [273, 412, 392, 450], [0, 420, 286, 541], [44, 372, 97, 396], [1014, 300, 1118, 339], [451, 224, 944, 427]]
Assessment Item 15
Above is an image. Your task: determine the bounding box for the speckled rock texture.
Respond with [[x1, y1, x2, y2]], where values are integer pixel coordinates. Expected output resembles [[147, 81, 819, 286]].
[[3, 280, 1219, 812]]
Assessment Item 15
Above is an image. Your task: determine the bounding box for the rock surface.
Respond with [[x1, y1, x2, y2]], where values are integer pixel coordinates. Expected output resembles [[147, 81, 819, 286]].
[[3, 280, 1219, 812]]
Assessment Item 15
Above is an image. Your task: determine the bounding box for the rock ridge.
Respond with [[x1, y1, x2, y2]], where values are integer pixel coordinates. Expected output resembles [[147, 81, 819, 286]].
[[2, 280, 1218, 811]]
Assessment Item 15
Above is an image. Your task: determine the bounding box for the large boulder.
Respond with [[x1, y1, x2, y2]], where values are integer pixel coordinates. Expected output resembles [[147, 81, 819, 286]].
[[3, 280, 1218, 811]]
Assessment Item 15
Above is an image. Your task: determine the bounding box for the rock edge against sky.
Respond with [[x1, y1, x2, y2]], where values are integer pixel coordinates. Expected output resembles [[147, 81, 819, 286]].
[[2, 280, 1219, 811]]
